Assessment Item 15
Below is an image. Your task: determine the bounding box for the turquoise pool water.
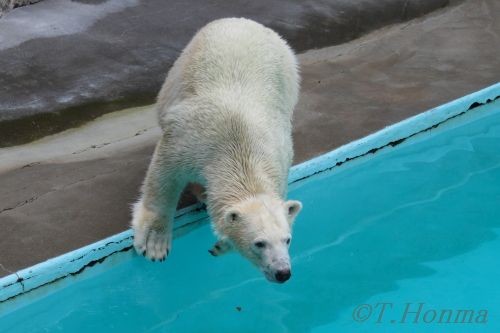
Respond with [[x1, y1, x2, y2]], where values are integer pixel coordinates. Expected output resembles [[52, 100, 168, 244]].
[[1, 101, 499, 332]]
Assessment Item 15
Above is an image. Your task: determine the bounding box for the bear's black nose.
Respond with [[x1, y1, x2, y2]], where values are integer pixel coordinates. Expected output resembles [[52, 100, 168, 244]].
[[275, 269, 291, 283]]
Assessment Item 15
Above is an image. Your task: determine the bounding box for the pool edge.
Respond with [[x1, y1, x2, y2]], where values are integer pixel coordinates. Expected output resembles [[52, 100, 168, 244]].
[[1, 82, 499, 302]]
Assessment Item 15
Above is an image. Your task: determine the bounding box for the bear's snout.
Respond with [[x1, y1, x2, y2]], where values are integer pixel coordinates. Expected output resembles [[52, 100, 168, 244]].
[[275, 269, 291, 283]]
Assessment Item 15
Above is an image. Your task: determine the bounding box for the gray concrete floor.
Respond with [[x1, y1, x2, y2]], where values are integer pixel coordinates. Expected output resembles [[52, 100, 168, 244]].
[[1, 0, 499, 277]]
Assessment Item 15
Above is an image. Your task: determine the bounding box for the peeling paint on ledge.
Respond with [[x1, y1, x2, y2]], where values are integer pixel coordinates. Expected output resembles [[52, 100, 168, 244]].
[[1, 82, 499, 303]]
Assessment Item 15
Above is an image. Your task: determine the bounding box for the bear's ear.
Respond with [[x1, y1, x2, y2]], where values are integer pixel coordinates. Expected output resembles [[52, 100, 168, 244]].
[[224, 209, 241, 224], [284, 200, 302, 224]]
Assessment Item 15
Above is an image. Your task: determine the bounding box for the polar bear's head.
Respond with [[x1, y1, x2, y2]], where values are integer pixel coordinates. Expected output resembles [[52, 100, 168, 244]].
[[212, 194, 302, 283]]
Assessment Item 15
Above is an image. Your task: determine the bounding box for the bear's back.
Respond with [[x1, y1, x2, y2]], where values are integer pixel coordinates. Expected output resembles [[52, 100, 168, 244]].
[[186, 18, 298, 103], [157, 18, 299, 120]]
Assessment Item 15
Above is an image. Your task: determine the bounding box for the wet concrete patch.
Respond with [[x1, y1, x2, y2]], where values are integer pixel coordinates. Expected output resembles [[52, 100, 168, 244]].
[[0, 92, 155, 148]]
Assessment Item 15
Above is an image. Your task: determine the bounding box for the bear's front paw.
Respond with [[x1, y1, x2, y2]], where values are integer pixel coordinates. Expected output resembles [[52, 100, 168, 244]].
[[131, 202, 172, 261], [134, 226, 171, 261]]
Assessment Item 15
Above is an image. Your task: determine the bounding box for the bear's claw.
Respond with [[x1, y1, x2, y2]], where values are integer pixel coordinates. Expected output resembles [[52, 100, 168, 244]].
[[133, 227, 171, 261]]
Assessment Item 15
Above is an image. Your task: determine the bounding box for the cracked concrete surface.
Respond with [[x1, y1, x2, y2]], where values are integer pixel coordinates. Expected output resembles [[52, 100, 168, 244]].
[[1, 0, 499, 276]]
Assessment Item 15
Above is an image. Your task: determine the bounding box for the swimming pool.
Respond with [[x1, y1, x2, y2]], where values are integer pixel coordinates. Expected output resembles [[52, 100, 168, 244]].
[[1, 84, 499, 332]]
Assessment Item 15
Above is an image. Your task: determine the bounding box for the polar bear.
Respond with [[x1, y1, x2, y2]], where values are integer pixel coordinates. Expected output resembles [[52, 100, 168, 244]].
[[132, 18, 302, 283]]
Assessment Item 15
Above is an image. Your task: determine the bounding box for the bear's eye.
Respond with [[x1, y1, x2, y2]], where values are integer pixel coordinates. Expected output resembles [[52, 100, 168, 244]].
[[254, 241, 266, 249], [285, 238, 291, 245]]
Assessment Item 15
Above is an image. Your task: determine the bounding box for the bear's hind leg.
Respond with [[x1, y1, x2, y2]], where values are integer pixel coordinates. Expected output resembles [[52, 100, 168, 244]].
[[189, 182, 207, 204]]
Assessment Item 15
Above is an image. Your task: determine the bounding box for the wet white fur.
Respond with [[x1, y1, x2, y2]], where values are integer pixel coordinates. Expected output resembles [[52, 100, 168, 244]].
[[132, 18, 302, 280]]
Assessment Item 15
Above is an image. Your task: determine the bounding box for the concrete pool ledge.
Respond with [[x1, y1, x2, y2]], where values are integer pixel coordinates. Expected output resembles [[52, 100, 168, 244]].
[[1, 82, 499, 303]]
